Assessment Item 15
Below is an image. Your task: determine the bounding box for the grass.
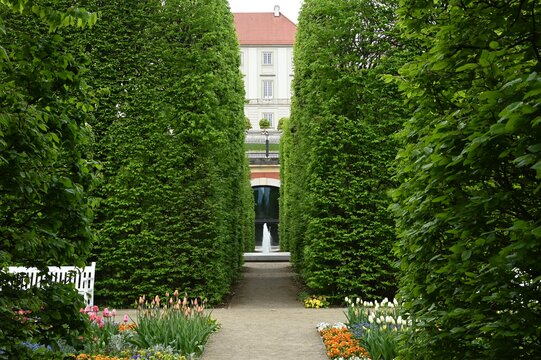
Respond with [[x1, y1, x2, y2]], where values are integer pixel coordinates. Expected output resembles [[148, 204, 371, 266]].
[[244, 143, 280, 152]]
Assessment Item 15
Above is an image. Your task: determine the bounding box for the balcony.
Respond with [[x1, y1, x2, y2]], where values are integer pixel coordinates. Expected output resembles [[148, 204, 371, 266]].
[[246, 98, 291, 106], [246, 151, 280, 165]]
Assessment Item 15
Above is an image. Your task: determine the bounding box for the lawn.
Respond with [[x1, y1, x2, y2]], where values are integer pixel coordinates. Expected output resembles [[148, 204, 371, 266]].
[[244, 143, 280, 152]]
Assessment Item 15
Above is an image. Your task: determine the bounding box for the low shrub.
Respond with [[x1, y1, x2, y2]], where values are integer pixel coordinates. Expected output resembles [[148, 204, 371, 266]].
[[258, 118, 271, 129]]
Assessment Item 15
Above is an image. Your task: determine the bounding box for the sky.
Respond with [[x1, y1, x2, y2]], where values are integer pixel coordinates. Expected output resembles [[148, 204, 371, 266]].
[[228, 0, 304, 23]]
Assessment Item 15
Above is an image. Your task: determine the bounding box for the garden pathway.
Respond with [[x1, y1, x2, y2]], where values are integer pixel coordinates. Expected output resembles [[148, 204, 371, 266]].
[[200, 262, 347, 360]]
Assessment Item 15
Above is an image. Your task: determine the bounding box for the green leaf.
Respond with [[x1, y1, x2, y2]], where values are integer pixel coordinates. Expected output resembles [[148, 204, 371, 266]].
[[532, 160, 541, 178], [489, 41, 499, 49], [527, 144, 541, 153], [524, 87, 541, 100], [513, 154, 536, 167], [499, 101, 523, 120], [0, 46, 9, 61], [456, 63, 478, 72], [479, 50, 491, 67]]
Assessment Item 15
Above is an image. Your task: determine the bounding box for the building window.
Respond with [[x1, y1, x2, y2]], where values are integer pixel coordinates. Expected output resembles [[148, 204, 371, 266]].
[[262, 112, 274, 127], [262, 80, 273, 99], [262, 51, 273, 65]]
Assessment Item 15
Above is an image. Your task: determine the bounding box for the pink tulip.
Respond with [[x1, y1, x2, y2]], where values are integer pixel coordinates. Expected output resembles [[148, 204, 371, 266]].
[[123, 314, 129, 323], [111, 309, 116, 317], [89, 313, 96, 321], [103, 308, 111, 317], [92, 305, 99, 313]]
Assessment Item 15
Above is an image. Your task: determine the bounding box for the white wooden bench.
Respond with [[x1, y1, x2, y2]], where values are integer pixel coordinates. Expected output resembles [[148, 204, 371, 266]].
[[8, 262, 96, 306]]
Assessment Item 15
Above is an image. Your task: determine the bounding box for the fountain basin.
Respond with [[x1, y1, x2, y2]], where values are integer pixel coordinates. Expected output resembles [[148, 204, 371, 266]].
[[244, 252, 291, 262]]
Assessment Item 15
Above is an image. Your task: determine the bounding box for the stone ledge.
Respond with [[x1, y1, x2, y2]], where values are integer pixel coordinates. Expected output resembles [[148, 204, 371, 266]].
[[243, 252, 291, 262]]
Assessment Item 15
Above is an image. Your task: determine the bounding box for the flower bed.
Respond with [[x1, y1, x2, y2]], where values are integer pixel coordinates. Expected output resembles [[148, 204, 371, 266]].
[[304, 295, 330, 308], [317, 323, 370, 360], [319, 297, 411, 360], [15, 291, 217, 359]]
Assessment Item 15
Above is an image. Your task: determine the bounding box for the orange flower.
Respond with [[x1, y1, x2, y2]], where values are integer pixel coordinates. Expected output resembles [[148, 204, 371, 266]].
[[118, 322, 137, 332], [320, 326, 370, 359]]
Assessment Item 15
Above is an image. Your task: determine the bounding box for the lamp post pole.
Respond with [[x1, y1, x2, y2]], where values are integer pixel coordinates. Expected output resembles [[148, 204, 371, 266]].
[[261, 129, 270, 159]]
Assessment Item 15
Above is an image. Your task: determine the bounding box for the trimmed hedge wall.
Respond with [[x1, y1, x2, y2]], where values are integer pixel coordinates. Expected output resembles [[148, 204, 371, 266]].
[[393, 0, 541, 358], [78, 0, 252, 307], [0, 2, 97, 355], [280, 0, 410, 301]]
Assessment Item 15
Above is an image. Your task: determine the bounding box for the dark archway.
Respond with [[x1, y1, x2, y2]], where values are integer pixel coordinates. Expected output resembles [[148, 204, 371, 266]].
[[253, 185, 279, 248]]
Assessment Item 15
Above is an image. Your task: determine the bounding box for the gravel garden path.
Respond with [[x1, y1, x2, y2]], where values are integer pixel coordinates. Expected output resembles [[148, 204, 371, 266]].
[[200, 262, 347, 360]]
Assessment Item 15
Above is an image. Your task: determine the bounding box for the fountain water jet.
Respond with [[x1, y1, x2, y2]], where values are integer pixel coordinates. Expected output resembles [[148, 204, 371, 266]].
[[261, 223, 272, 254]]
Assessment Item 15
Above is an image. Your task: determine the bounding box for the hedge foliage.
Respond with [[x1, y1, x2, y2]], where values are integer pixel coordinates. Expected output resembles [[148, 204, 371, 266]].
[[0, 1, 97, 355], [281, 0, 410, 301], [72, 0, 252, 307], [392, 0, 541, 358]]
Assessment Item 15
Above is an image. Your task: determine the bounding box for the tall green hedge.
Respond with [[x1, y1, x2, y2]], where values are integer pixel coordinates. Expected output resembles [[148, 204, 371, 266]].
[[0, 2, 97, 355], [392, 0, 541, 358], [77, 0, 251, 307], [281, 0, 410, 301]]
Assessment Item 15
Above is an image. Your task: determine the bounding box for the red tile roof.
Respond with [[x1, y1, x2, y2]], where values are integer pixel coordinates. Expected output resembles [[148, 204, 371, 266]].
[[233, 13, 296, 45]]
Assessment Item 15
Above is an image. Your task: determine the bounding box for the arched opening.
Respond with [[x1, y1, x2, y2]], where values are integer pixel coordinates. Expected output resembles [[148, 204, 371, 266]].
[[251, 179, 280, 251]]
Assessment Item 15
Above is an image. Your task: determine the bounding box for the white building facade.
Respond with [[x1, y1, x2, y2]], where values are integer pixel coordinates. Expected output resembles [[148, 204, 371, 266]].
[[234, 6, 296, 131]]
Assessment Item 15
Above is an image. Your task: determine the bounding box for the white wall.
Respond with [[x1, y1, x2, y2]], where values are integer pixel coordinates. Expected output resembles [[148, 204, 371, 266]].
[[240, 45, 294, 130]]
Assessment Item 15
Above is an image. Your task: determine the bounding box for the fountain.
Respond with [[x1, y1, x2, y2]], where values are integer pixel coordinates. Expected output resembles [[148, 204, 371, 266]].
[[243, 223, 289, 261], [261, 223, 272, 254]]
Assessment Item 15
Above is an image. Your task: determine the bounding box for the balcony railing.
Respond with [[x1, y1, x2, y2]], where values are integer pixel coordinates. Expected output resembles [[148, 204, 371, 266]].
[[246, 151, 280, 159], [246, 98, 291, 105]]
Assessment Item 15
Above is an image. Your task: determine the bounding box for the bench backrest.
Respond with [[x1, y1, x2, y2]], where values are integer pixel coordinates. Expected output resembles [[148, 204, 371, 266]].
[[8, 262, 96, 306]]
